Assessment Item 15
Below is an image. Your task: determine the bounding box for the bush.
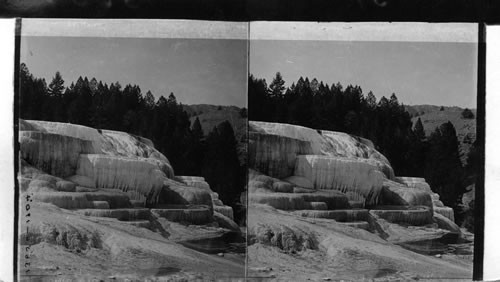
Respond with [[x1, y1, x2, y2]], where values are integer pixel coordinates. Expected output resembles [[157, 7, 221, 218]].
[[461, 108, 475, 119]]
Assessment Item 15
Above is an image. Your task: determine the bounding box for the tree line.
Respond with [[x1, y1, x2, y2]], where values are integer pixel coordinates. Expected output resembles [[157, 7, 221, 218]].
[[249, 72, 478, 227], [19, 63, 246, 223]]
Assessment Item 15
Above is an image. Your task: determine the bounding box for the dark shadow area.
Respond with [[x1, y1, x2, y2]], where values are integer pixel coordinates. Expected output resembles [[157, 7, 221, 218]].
[[179, 231, 246, 254]]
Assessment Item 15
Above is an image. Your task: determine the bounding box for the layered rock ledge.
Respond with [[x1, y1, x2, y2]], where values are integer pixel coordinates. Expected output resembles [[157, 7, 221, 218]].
[[19, 119, 237, 228], [248, 121, 463, 250]]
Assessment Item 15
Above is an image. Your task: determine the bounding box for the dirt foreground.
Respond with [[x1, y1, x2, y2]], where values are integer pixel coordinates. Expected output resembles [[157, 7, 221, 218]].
[[247, 204, 472, 281], [19, 203, 245, 281]]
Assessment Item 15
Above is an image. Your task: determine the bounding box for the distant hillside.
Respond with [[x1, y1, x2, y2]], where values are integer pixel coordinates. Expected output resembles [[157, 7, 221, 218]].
[[405, 105, 476, 165], [183, 104, 247, 165]]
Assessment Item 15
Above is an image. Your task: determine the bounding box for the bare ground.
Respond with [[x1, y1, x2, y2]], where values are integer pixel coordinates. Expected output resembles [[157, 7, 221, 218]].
[[248, 204, 472, 281], [18, 203, 245, 281]]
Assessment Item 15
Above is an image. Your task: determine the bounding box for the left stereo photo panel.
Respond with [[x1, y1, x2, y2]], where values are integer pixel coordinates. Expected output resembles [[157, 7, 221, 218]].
[[17, 19, 248, 280]]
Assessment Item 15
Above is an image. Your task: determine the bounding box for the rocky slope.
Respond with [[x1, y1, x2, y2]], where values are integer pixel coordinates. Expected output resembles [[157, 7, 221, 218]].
[[18, 119, 242, 279], [248, 121, 472, 280]]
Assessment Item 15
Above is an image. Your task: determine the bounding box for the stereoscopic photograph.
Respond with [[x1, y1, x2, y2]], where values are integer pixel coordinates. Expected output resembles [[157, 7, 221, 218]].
[[247, 22, 478, 280], [14, 19, 482, 281], [17, 19, 247, 280]]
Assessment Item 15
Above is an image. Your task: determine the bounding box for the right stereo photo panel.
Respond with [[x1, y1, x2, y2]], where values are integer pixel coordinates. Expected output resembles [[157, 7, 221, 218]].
[[247, 22, 479, 281]]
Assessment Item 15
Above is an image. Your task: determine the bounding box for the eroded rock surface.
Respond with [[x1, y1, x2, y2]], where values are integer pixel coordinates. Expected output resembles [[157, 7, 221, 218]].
[[19, 119, 238, 228], [247, 121, 469, 280]]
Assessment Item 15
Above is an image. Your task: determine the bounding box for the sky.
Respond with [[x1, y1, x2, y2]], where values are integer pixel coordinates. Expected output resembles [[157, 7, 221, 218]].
[[20, 34, 478, 109], [21, 36, 248, 107], [250, 40, 477, 108]]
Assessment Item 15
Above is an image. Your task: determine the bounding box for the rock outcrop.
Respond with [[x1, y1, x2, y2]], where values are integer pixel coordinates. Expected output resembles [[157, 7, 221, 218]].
[[294, 155, 385, 205], [380, 180, 433, 211], [249, 131, 313, 179], [20, 131, 98, 177], [19, 119, 238, 229], [396, 177, 455, 222], [250, 121, 394, 179], [76, 154, 167, 205], [248, 121, 459, 233], [176, 176, 234, 220], [249, 121, 394, 205]]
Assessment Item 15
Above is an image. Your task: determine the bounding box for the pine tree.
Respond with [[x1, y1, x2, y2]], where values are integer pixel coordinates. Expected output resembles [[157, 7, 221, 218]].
[[248, 75, 271, 121], [48, 71, 65, 97], [269, 72, 286, 98], [167, 92, 177, 106], [192, 117, 204, 139], [389, 93, 399, 107], [144, 90, 155, 110], [425, 121, 465, 209], [202, 121, 242, 207], [378, 96, 389, 108], [366, 91, 377, 109], [20, 63, 47, 120], [310, 78, 319, 93], [414, 118, 426, 140]]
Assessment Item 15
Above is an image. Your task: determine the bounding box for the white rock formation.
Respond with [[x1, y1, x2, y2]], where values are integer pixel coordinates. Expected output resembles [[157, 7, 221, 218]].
[[21, 120, 174, 178], [294, 155, 385, 205], [249, 192, 349, 210], [151, 207, 212, 225], [160, 179, 214, 208], [250, 121, 394, 179], [100, 130, 173, 177], [176, 176, 211, 191], [249, 120, 459, 229], [292, 209, 369, 222], [249, 131, 313, 178], [19, 120, 224, 213], [284, 176, 314, 189], [396, 177, 432, 192], [396, 177, 455, 222], [67, 175, 96, 188], [369, 207, 433, 226], [250, 121, 325, 154], [434, 207, 455, 222], [214, 206, 234, 220], [20, 131, 98, 177], [76, 154, 167, 205], [249, 121, 397, 206], [76, 208, 150, 221], [176, 176, 235, 220], [25, 120, 103, 143], [381, 180, 433, 211], [433, 213, 460, 233], [213, 212, 240, 231]]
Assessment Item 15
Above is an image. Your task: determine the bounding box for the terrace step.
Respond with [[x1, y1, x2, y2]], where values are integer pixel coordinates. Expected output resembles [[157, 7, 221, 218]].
[[151, 207, 212, 225], [76, 208, 150, 221], [337, 221, 370, 230], [369, 206, 433, 226], [122, 220, 151, 228], [292, 209, 369, 222]]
